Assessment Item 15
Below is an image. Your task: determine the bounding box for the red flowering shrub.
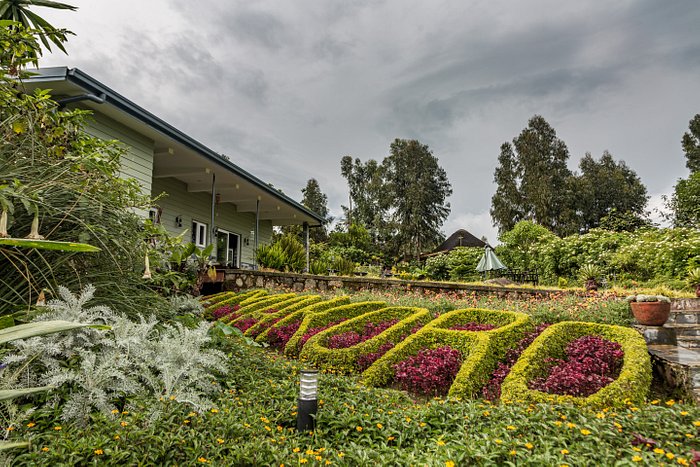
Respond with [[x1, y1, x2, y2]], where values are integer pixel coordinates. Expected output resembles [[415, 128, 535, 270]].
[[529, 335, 624, 397], [212, 304, 241, 320], [299, 319, 348, 348], [357, 342, 395, 372], [393, 346, 462, 396], [450, 322, 497, 332], [263, 308, 279, 314], [327, 319, 401, 349], [267, 320, 302, 350], [233, 317, 258, 333], [482, 323, 550, 401], [248, 317, 282, 338]]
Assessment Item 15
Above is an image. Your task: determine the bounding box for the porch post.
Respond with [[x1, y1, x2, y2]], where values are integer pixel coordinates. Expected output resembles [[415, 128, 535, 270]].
[[304, 222, 309, 273], [254, 197, 260, 270]]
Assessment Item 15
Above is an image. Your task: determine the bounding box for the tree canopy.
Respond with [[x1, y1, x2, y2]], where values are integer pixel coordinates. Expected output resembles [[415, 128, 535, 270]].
[[682, 114, 700, 174], [668, 114, 700, 228]]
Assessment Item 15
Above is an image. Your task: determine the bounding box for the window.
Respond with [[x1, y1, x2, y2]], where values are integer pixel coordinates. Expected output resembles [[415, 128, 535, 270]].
[[192, 220, 208, 248], [148, 207, 161, 224]]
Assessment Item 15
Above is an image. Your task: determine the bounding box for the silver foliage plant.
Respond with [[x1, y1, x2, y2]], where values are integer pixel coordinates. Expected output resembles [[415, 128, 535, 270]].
[[6, 285, 224, 424]]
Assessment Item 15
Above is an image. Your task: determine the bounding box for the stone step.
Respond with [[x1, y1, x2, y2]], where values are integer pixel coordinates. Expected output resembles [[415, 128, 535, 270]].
[[678, 336, 700, 350], [671, 298, 700, 312], [668, 311, 700, 325], [647, 344, 700, 403], [666, 323, 700, 337]]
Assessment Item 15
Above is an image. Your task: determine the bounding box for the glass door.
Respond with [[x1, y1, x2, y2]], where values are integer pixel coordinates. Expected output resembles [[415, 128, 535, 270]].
[[216, 230, 240, 268]]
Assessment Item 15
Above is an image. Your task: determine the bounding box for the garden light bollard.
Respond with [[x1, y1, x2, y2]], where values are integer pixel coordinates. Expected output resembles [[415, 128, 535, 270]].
[[297, 369, 318, 431]]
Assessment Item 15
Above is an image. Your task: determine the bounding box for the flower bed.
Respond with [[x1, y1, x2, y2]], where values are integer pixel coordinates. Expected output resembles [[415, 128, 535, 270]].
[[211, 304, 241, 321], [242, 296, 322, 337], [284, 301, 386, 357], [393, 346, 462, 396], [299, 306, 431, 374], [205, 289, 267, 316], [228, 293, 298, 320], [267, 320, 302, 350], [500, 321, 651, 408], [362, 308, 531, 398], [255, 296, 351, 345], [450, 322, 497, 331]]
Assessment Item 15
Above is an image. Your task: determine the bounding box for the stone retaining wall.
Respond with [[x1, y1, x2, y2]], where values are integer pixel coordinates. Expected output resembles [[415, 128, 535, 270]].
[[222, 269, 561, 299]]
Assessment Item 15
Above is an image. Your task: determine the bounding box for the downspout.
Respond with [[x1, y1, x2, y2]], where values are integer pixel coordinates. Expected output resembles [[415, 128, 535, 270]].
[[210, 172, 216, 256], [304, 222, 309, 273], [254, 197, 260, 270]]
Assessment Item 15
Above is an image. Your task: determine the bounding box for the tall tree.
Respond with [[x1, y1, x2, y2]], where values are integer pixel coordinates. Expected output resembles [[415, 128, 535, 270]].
[[300, 178, 331, 243], [682, 114, 700, 174], [491, 115, 576, 236], [575, 151, 648, 232], [382, 139, 452, 260], [0, 0, 76, 64], [340, 156, 389, 242]]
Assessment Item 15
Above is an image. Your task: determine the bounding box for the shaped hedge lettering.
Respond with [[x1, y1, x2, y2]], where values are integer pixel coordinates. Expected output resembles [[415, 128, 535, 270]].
[[256, 296, 351, 344], [206, 289, 267, 314], [363, 308, 531, 398], [500, 321, 651, 408], [299, 306, 432, 374], [284, 301, 386, 357], [243, 295, 323, 337], [229, 293, 298, 320]]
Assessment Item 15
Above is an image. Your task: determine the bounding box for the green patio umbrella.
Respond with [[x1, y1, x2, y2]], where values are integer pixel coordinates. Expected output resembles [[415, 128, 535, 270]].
[[476, 246, 507, 273]]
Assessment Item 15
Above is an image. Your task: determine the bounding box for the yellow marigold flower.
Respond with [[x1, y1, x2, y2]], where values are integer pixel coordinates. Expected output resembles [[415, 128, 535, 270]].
[[506, 425, 516, 431], [566, 423, 576, 429], [525, 443, 533, 449], [325, 461, 332, 465], [356, 426, 363, 432], [560, 415, 567, 420], [210, 408, 219, 414], [169, 395, 176, 401], [554, 421, 562, 427], [54, 426, 62, 431], [510, 450, 517, 456], [388, 436, 395, 441], [667, 453, 675, 460], [681, 411, 689, 416], [613, 422, 622, 429], [111, 409, 119, 414], [580, 429, 591, 435], [596, 413, 605, 419], [94, 449, 104, 455], [121, 421, 129, 427], [419, 422, 426, 427], [693, 421, 700, 426], [26, 422, 36, 428], [666, 400, 676, 406], [265, 426, 272, 431], [494, 439, 503, 444], [376, 423, 383, 429], [437, 440, 446, 446], [338, 452, 344, 458], [6, 426, 14, 431], [561, 449, 569, 455], [197, 457, 209, 464], [305, 450, 314, 455], [686, 433, 694, 438], [678, 458, 689, 466], [632, 447, 641, 452], [217, 438, 224, 444], [183, 420, 190, 425], [300, 459, 308, 464], [121, 411, 129, 415], [654, 448, 665, 455], [482, 411, 490, 417], [41, 447, 49, 452], [315, 456, 322, 461], [405, 417, 412, 422], [293, 447, 301, 453], [632, 456, 642, 463], [651, 400, 659, 405], [446, 462, 455, 467]]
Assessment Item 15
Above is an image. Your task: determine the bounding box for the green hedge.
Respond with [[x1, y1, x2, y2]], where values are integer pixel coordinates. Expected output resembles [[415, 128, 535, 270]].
[[500, 321, 651, 408], [227, 293, 297, 321], [200, 291, 234, 306], [243, 295, 323, 337], [299, 306, 432, 374], [255, 296, 351, 344], [284, 301, 386, 358], [362, 308, 531, 398]]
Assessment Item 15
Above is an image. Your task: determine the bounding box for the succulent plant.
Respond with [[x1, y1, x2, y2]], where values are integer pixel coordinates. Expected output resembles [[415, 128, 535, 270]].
[[625, 294, 671, 303]]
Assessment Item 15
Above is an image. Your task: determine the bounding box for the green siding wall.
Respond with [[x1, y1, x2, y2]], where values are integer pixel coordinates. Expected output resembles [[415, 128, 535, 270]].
[[152, 177, 272, 267], [84, 113, 154, 198]]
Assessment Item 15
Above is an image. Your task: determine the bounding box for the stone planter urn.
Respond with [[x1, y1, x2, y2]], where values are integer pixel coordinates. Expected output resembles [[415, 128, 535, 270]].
[[628, 294, 671, 326]]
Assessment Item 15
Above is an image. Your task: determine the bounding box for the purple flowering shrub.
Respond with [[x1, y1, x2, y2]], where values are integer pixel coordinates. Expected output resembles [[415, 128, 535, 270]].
[[248, 317, 282, 338], [392, 346, 462, 396], [327, 319, 400, 350], [267, 320, 302, 350], [299, 319, 348, 348], [450, 322, 497, 332], [357, 342, 395, 372], [482, 323, 550, 401], [212, 304, 241, 320], [529, 335, 624, 397], [263, 308, 279, 314], [233, 317, 258, 333]]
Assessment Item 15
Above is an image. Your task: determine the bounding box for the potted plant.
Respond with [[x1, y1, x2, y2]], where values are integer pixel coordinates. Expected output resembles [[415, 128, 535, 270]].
[[686, 268, 700, 298], [578, 264, 602, 292], [626, 294, 672, 326]]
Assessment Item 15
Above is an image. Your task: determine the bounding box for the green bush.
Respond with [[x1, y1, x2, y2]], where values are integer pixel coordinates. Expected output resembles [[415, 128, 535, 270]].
[[255, 296, 351, 344], [227, 293, 297, 320], [284, 301, 386, 357], [500, 321, 652, 408], [363, 308, 532, 398], [423, 247, 483, 282], [299, 306, 431, 374]]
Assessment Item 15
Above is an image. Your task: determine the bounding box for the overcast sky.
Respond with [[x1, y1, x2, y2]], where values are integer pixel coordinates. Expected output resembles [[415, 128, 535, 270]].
[[40, 0, 700, 243]]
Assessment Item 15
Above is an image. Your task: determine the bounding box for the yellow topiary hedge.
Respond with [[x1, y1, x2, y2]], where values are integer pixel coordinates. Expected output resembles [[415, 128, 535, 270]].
[[255, 296, 351, 344], [284, 301, 386, 358], [228, 293, 298, 322], [243, 295, 323, 337], [206, 289, 267, 314], [362, 308, 531, 398], [500, 321, 652, 408], [299, 306, 432, 374]]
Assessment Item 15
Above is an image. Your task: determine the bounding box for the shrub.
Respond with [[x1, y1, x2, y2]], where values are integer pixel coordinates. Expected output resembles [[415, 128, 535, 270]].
[[230, 293, 298, 319], [285, 301, 386, 357], [240, 295, 320, 336], [363, 308, 532, 398], [299, 307, 431, 374], [500, 321, 651, 407], [450, 322, 497, 331], [205, 290, 267, 315], [393, 346, 462, 396], [212, 304, 241, 320], [232, 317, 258, 333], [256, 296, 351, 345], [267, 320, 302, 350], [357, 342, 396, 372]]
